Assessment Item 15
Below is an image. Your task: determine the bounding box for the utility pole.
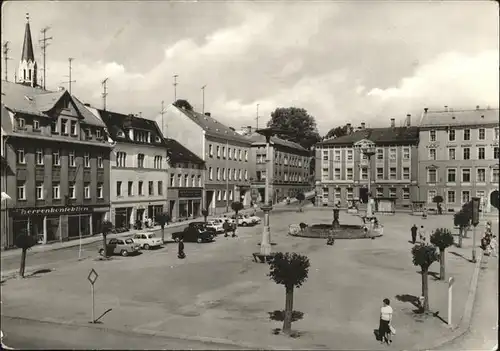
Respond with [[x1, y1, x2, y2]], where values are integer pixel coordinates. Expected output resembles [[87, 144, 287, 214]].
[[39, 26, 53, 90], [256, 104, 260, 130], [173, 75, 178, 102], [201, 85, 206, 114], [64, 58, 76, 94], [2, 41, 12, 82], [101, 78, 109, 110], [160, 100, 167, 137]]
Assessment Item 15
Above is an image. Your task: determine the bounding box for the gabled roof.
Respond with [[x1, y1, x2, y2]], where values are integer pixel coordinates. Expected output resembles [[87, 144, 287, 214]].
[[71, 98, 106, 127], [164, 138, 204, 165], [420, 108, 499, 128], [318, 126, 419, 146], [174, 106, 252, 144], [22, 20, 35, 62], [247, 132, 307, 152]]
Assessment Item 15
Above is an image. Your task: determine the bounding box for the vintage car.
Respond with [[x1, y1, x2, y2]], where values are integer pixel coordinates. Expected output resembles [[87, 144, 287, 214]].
[[205, 220, 224, 234], [99, 238, 140, 257], [132, 232, 163, 250], [172, 223, 215, 243]]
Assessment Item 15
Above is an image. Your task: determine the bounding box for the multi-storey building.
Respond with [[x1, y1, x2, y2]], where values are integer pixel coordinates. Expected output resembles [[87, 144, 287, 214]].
[[1, 103, 13, 248], [246, 128, 311, 203], [316, 118, 419, 207], [87, 108, 169, 228], [418, 107, 499, 213], [164, 138, 205, 220], [151, 105, 253, 215]]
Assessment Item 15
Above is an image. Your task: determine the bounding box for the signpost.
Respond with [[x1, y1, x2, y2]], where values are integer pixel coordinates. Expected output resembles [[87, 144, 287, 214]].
[[87, 269, 98, 323], [448, 276, 454, 326], [471, 197, 480, 263]]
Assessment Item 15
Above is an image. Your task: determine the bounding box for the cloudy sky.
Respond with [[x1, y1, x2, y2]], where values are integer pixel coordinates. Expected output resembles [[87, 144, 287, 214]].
[[2, 1, 498, 133]]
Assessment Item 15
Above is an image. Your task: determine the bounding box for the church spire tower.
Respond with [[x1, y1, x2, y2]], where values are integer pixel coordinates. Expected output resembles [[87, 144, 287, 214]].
[[18, 13, 38, 87]]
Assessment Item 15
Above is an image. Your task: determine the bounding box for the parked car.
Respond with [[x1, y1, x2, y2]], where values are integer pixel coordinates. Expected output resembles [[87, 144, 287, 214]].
[[132, 232, 163, 250], [215, 217, 237, 230], [230, 214, 254, 226], [172, 224, 215, 243], [205, 220, 224, 234], [244, 214, 261, 224], [189, 222, 217, 235], [99, 238, 139, 257]]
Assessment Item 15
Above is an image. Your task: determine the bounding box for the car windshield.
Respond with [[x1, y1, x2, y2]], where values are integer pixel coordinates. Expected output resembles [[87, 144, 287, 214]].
[[147, 234, 156, 239], [125, 239, 134, 244]]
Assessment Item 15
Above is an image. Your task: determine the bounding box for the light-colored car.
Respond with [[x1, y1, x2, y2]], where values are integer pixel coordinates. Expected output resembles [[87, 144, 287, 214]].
[[206, 220, 224, 233], [214, 217, 237, 230], [243, 214, 261, 224], [99, 238, 139, 257], [132, 232, 163, 250], [231, 214, 254, 226]]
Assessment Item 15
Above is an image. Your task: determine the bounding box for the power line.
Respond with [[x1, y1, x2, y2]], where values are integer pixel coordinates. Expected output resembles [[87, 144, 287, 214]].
[[39, 26, 53, 90], [173, 74, 178, 102], [101, 78, 109, 110], [2, 41, 12, 82]]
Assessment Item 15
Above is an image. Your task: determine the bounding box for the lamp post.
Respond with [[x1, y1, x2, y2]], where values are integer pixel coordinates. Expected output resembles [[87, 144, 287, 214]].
[[354, 139, 376, 218]]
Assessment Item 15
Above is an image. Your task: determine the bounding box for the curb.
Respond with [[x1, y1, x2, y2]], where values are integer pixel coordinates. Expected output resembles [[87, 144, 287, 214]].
[[410, 250, 484, 351], [1, 315, 283, 350]]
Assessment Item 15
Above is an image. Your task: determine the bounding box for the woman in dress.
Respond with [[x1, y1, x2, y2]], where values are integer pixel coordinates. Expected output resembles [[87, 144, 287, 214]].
[[379, 298, 393, 345]]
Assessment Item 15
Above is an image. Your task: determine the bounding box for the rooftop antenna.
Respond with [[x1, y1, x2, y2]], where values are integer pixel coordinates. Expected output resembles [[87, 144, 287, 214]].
[[101, 78, 109, 110], [256, 103, 260, 130], [201, 84, 207, 114], [62, 57, 76, 94], [160, 100, 167, 138], [173, 74, 178, 102], [2, 41, 12, 81], [39, 25, 53, 90]]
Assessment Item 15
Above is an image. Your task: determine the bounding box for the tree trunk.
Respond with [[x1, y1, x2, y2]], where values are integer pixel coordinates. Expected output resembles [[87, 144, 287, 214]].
[[458, 227, 463, 248], [102, 233, 107, 258], [422, 269, 429, 311], [234, 211, 238, 234], [439, 249, 445, 280], [283, 285, 294, 334], [19, 249, 27, 278], [463, 226, 469, 239]]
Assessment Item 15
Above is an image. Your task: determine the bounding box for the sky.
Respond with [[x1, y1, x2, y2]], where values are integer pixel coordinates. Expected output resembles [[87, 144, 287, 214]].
[[2, 1, 499, 134]]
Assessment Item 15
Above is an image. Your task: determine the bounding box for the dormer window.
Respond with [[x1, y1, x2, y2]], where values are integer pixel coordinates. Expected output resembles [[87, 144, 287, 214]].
[[155, 136, 161, 143], [17, 118, 25, 129], [51, 120, 58, 134], [117, 130, 125, 138], [33, 119, 40, 130], [85, 128, 92, 139], [70, 121, 78, 136], [96, 129, 102, 139]]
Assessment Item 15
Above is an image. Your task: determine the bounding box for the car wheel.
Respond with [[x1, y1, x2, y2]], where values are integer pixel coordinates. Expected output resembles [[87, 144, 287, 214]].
[[197, 237, 203, 243], [99, 248, 105, 256], [121, 250, 129, 257], [174, 237, 180, 242], [242, 222, 248, 227], [144, 244, 150, 250]]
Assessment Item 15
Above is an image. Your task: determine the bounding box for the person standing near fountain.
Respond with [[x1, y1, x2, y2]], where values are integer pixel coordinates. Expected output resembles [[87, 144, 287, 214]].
[[411, 224, 418, 244]]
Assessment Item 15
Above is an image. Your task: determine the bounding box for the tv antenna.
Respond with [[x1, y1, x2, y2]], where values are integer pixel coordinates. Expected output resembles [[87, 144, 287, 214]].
[[2, 41, 12, 81], [101, 78, 109, 110], [39, 25, 53, 90]]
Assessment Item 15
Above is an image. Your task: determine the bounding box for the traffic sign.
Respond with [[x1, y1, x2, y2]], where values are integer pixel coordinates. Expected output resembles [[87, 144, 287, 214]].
[[87, 269, 98, 285]]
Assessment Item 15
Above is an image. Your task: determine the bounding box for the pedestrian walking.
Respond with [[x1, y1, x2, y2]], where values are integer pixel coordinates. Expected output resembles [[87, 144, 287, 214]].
[[177, 236, 186, 259], [411, 224, 418, 244], [378, 298, 394, 345], [490, 235, 497, 257], [223, 219, 230, 238], [418, 225, 426, 243]]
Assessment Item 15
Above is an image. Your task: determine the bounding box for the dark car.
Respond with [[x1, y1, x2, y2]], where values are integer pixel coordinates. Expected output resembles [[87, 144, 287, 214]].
[[189, 222, 217, 235], [172, 224, 215, 243]]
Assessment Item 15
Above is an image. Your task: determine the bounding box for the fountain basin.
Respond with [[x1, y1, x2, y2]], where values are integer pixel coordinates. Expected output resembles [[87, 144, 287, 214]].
[[289, 223, 383, 239]]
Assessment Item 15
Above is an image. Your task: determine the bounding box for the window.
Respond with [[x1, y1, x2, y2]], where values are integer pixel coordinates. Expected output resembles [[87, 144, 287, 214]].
[[476, 190, 485, 204], [403, 147, 410, 160], [70, 121, 78, 136], [229, 190, 233, 201], [17, 182, 26, 200], [428, 169, 437, 183], [116, 152, 127, 167], [128, 181, 133, 196], [346, 150, 353, 161], [463, 129, 470, 141], [84, 153, 90, 168], [428, 190, 437, 203], [447, 191, 455, 203], [149, 181, 154, 195], [376, 148, 384, 160], [228, 168, 232, 181], [33, 119, 40, 130], [478, 147, 485, 160], [190, 175, 195, 187], [61, 119, 68, 134], [198, 175, 202, 187], [85, 128, 91, 140], [334, 150, 341, 161], [17, 118, 25, 129], [222, 146, 226, 159], [84, 183, 91, 199], [403, 167, 410, 180], [69, 182, 76, 199], [448, 148, 456, 160], [463, 148, 470, 160], [462, 168, 471, 183], [223, 191, 227, 201], [430, 130, 436, 141], [222, 168, 227, 181], [97, 156, 103, 168], [208, 167, 213, 181], [154, 156, 162, 169], [332, 168, 340, 180], [216, 145, 220, 158], [323, 150, 329, 160], [116, 181, 122, 196], [447, 169, 456, 183], [35, 148, 44, 165], [448, 129, 455, 141], [138, 181, 144, 195], [177, 174, 182, 186], [244, 170, 248, 180], [477, 168, 486, 183], [402, 188, 410, 200], [16, 149, 25, 164], [334, 187, 341, 200], [52, 183, 60, 199], [429, 148, 436, 160], [478, 128, 485, 140], [346, 188, 353, 200], [361, 168, 368, 180], [346, 168, 353, 180], [137, 154, 145, 168], [69, 151, 76, 167], [216, 167, 221, 181], [228, 148, 232, 160], [492, 169, 499, 183], [184, 175, 189, 187], [389, 188, 396, 198], [389, 167, 397, 180], [376, 188, 383, 198], [493, 147, 500, 159], [389, 148, 397, 161], [35, 182, 44, 200], [238, 149, 241, 161], [209, 144, 213, 157], [245, 150, 248, 161], [96, 129, 102, 139], [462, 191, 470, 204], [238, 170, 242, 181], [377, 167, 384, 180], [51, 120, 58, 133], [168, 174, 174, 187], [233, 169, 237, 181], [158, 181, 163, 195], [322, 167, 329, 180], [97, 183, 103, 199]]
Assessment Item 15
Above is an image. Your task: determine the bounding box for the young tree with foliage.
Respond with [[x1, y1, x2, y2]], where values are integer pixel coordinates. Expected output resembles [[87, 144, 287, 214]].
[[267, 107, 321, 149], [173, 99, 193, 111], [411, 244, 439, 312], [156, 213, 170, 243], [296, 192, 305, 212], [101, 220, 113, 258], [453, 210, 469, 248], [15, 234, 37, 278], [268, 252, 310, 334], [324, 124, 353, 140], [430, 228, 454, 280], [201, 209, 209, 224], [231, 201, 244, 232], [433, 195, 444, 214]]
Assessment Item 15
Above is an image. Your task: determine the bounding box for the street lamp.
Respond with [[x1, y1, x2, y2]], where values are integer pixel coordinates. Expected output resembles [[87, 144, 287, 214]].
[[255, 128, 290, 257], [354, 139, 376, 197]]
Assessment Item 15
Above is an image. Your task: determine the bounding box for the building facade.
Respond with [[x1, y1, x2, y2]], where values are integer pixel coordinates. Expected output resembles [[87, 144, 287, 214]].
[[151, 104, 253, 215], [89, 108, 169, 229], [164, 138, 205, 220], [247, 129, 311, 203], [418, 107, 499, 213], [316, 118, 419, 208]]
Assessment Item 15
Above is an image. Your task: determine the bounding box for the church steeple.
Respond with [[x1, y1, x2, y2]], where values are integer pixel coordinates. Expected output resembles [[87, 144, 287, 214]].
[[18, 13, 38, 87]]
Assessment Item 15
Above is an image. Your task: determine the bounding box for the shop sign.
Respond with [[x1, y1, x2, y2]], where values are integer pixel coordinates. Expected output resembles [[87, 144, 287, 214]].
[[178, 189, 202, 198], [13, 206, 92, 216]]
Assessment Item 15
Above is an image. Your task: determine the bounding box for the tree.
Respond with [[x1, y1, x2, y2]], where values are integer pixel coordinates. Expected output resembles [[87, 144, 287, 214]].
[[296, 192, 305, 212], [15, 234, 37, 278], [268, 252, 310, 334], [411, 244, 439, 312], [101, 220, 113, 258], [430, 228, 454, 280], [173, 99, 193, 111], [491, 190, 499, 210], [201, 209, 209, 224], [453, 210, 469, 247], [267, 107, 321, 149], [433, 195, 444, 214], [156, 213, 170, 243], [324, 124, 353, 140], [231, 201, 244, 232]]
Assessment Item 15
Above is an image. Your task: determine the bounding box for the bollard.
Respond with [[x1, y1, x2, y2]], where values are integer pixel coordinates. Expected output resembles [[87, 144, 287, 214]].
[[448, 276, 454, 326]]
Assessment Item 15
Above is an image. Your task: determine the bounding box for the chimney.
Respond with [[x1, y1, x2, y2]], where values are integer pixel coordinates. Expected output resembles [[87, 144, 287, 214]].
[[205, 112, 211, 117], [360, 122, 366, 129], [84, 103, 90, 107], [424, 108, 428, 113], [346, 123, 351, 133], [390, 118, 395, 128], [246, 125, 252, 134], [444, 105, 448, 111], [406, 114, 411, 127], [58, 86, 65, 92], [476, 105, 480, 110]]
